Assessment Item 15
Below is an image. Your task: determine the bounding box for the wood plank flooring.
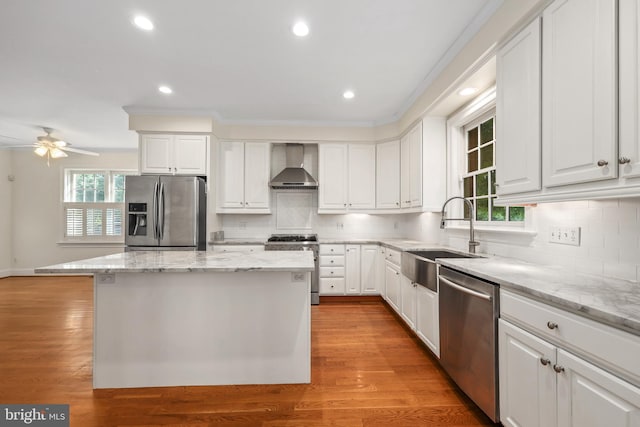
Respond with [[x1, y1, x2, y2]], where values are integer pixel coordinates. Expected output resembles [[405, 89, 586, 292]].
[[0, 276, 496, 426]]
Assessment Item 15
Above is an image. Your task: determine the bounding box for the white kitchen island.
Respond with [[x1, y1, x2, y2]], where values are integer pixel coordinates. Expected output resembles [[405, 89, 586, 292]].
[[36, 250, 314, 389]]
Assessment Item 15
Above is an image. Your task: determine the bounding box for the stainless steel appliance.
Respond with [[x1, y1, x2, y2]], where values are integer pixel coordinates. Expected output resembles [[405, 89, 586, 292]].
[[265, 234, 319, 305], [401, 249, 474, 292], [125, 175, 206, 250], [438, 266, 499, 422]]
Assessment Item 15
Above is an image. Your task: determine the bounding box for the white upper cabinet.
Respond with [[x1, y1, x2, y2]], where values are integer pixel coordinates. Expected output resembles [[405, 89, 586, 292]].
[[496, 17, 542, 195], [376, 140, 401, 209], [318, 144, 348, 210], [542, 0, 617, 187], [140, 134, 208, 175], [217, 141, 271, 213], [318, 143, 375, 212], [401, 122, 422, 208], [619, 0, 640, 179], [348, 144, 376, 210]]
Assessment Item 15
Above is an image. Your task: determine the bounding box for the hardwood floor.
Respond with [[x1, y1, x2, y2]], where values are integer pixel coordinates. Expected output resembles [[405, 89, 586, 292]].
[[0, 276, 496, 426]]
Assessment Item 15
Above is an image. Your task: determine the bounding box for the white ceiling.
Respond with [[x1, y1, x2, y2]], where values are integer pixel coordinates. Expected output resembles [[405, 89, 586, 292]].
[[0, 0, 501, 150]]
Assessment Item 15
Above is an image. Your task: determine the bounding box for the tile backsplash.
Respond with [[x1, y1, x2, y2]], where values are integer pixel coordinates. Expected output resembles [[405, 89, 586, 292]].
[[220, 191, 640, 283]]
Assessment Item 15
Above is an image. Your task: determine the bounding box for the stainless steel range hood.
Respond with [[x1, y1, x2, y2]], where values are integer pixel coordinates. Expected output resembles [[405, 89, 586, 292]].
[[270, 144, 318, 189]]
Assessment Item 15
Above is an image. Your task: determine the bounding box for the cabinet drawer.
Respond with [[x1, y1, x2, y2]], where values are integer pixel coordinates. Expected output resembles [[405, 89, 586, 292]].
[[501, 290, 640, 385], [385, 248, 401, 267], [319, 267, 345, 278], [212, 245, 264, 253], [320, 278, 345, 295], [320, 244, 345, 255], [319, 255, 345, 267]]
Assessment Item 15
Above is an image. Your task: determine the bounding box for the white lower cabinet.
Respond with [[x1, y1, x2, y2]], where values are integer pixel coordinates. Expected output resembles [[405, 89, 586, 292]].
[[499, 290, 640, 427], [360, 245, 379, 294], [345, 245, 361, 294], [400, 275, 416, 330], [416, 284, 439, 357], [384, 261, 401, 313]]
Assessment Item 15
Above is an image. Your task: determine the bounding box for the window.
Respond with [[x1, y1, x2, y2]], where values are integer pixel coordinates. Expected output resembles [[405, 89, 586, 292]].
[[62, 170, 133, 242], [461, 113, 524, 223]]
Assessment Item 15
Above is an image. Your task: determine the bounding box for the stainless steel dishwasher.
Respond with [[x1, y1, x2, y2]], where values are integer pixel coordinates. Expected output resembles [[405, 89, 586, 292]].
[[438, 266, 499, 423]]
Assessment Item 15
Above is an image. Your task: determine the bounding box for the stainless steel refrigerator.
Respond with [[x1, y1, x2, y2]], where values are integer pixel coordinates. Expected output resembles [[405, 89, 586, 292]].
[[125, 175, 207, 250]]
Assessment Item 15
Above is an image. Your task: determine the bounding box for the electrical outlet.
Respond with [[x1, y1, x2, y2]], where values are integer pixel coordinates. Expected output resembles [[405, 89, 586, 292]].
[[549, 226, 581, 246], [239, 221, 247, 229], [291, 272, 305, 282]]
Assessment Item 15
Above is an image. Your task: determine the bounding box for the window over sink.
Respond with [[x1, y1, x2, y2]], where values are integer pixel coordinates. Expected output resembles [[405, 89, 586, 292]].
[[447, 87, 526, 229], [62, 169, 135, 242]]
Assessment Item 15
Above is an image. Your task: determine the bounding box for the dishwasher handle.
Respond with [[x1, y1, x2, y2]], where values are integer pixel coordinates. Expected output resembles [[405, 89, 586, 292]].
[[439, 275, 492, 301]]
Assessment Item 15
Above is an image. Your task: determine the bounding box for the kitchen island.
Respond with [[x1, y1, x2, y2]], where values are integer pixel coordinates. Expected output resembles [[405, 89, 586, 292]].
[[36, 250, 315, 389]]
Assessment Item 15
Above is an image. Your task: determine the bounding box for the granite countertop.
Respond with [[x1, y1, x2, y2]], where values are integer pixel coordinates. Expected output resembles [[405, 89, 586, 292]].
[[438, 256, 640, 337], [35, 250, 315, 274]]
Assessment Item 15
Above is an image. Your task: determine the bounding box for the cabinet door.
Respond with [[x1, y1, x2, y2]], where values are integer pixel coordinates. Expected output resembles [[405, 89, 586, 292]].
[[348, 144, 376, 209], [499, 320, 557, 427], [173, 135, 207, 175], [140, 135, 173, 174], [542, 0, 617, 187], [318, 144, 348, 210], [360, 245, 379, 294], [244, 142, 270, 209], [496, 17, 542, 195], [401, 123, 422, 207], [377, 246, 386, 298], [619, 0, 640, 179], [416, 284, 439, 357], [384, 263, 401, 313], [218, 141, 245, 208], [400, 275, 416, 329], [408, 123, 422, 207], [557, 349, 640, 427], [376, 140, 401, 209], [345, 245, 361, 294]]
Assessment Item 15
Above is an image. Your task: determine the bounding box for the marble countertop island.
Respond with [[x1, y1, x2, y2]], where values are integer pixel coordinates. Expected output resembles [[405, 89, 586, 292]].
[[35, 250, 315, 274]]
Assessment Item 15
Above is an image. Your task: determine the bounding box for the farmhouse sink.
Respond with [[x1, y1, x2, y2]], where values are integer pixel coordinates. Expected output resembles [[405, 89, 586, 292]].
[[401, 249, 477, 292]]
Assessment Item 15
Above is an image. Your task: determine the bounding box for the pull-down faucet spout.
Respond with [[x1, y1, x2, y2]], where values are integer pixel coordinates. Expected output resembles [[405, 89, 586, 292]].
[[440, 196, 480, 254]]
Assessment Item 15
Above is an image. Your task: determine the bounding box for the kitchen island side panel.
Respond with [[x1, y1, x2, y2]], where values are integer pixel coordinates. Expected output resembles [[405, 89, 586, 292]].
[[92, 271, 310, 388]]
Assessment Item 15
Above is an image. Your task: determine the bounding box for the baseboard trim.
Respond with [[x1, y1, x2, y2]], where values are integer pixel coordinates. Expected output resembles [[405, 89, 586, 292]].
[[0, 269, 11, 279], [319, 295, 384, 304]]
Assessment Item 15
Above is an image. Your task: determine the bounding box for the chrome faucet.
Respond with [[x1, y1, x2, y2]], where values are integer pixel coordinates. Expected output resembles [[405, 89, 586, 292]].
[[440, 196, 480, 254]]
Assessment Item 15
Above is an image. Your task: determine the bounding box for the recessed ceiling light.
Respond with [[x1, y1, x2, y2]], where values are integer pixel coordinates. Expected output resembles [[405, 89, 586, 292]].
[[292, 21, 309, 37], [134, 15, 154, 31], [343, 90, 355, 100], [158, 86, 172, 94], [458, 87, 478, 96]]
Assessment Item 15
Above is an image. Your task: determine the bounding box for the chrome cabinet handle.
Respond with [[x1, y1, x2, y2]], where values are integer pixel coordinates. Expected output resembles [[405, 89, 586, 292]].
[[547, 321, 558, 330], [540, 357, 551, 366], [597, 160, 609, 167], [396, 202, 399, 206], [619, 157, 631, 164], [553, 364, 565, 373], [330, 260, 334, 263]]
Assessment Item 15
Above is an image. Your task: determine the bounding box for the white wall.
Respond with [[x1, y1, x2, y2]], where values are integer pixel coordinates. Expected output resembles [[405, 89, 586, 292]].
[[432, 198, 640, 283], [0, 150, 13, 277], [10, 150, 138, 273]]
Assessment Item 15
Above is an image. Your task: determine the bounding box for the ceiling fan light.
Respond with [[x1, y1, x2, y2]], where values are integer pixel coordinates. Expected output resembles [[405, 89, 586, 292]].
[[50, 148, 68, 158], [54, 140, 67, 147], [34, 146, 48, 157]]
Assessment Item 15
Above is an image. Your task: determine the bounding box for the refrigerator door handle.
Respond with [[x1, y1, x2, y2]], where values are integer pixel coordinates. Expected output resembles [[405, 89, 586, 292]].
[[159, 182, 166, 240], [153, 181, 159, 239]]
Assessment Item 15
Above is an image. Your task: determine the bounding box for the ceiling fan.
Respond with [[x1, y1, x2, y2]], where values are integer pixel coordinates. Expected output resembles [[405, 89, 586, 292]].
[[1, 127, 99, 165]]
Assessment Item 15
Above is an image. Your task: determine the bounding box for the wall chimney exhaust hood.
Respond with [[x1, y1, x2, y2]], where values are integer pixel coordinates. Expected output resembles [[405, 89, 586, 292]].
[[270, 144, 318, 189]]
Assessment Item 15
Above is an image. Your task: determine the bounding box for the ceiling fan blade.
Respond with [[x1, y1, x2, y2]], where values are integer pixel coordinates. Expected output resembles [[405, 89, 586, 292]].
[[61, 146, 100, 156], [0, 134, 23, 140], [0, 144, 37, 149]]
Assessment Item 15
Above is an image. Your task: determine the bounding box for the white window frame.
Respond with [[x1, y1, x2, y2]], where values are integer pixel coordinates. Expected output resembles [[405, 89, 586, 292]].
[[446, 87, 526, 230], [61, 169, 135, 243]]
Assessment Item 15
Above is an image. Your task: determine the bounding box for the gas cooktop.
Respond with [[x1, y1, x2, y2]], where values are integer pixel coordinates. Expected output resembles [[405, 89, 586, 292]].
[[267, 234, 318, 243]]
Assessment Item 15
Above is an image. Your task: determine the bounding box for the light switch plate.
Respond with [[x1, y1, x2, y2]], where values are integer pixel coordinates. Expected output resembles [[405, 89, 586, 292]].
[[549, 226, 580, 246]]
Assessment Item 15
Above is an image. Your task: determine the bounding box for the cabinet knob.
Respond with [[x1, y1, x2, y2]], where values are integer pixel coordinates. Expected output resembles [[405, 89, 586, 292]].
[[331, 285, 334, 288], [174, 167, 177, 172], [330, 260, 334, 264], [619, 157, 631, 164], [597, 160, 609, 167], [553, 364, 565, 373], [540, 357, 551, 366], [344, 203, 347, 207], [245, 202, 249, 206], [395, 272, 399, 276], [396, 202, 399, 206], [546, 321, 558, 330]]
